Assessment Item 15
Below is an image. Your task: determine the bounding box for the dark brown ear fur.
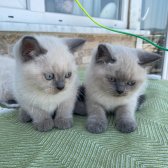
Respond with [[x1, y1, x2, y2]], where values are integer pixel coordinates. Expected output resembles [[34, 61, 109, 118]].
[[64, 38, 86, 53], [21, 36, 47, 62], [96, 44, 116, 64], [137, 50, 162, 65]]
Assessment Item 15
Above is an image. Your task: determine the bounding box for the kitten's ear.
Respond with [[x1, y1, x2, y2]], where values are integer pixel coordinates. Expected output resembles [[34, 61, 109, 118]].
[[64, 38, 86, 52], [137, 50, 161, 65], [20, 36, 47, 62], [96, 44, 116, 64]]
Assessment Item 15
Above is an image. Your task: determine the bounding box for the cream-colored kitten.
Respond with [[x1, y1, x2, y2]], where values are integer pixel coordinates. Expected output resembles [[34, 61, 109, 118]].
[[0, 56, 18, 108], [13, 35, 85, 132], [85, 44, 161, 134]]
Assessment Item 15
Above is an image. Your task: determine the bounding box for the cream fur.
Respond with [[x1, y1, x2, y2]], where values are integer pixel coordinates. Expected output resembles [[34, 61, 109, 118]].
[[85, 44, 150, 133], [13, 35, 79, 125], [86, 44, 147, 112], [0, 56, 15, 102]]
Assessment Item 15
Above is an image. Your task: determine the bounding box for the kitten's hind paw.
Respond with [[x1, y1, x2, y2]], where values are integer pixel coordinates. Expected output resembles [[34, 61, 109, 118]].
[[86, 117, 107, 134], [19, 109, 32, 123], [33, 118, 54, 132], [54, 117, 73, 129], [115, 119, 137, 133]]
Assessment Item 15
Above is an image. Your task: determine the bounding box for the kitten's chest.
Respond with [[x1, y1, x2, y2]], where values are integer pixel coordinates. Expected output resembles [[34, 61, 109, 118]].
[[94, 93, 131, 111], [15, 84, 76, 114]]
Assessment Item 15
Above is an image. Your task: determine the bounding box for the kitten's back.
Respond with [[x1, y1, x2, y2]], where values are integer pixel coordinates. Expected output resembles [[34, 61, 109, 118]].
[[0, 56, 15, 102]]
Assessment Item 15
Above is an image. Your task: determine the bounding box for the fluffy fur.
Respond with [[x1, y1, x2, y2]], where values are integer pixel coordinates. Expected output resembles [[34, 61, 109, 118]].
[[73, 85, 86, 116], [85, 44, 161, 134], [13, 35, 85, 132], [0, 56, 19, 108]]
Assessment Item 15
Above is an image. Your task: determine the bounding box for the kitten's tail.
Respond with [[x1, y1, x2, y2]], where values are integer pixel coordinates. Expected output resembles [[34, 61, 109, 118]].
[[137, 94, 146, 111], [73, 85, 87, 116]]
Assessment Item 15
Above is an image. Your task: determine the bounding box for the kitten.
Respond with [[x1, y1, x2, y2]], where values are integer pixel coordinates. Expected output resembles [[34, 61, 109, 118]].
[[85, 43, 161, 134], [0, 56, 18, 108], [13, 35, 85, 132]]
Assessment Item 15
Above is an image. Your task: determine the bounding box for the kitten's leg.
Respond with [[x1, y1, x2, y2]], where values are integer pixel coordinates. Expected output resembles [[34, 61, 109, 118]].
[[19, 108, 32, 123], [115, 104, 137, 133], [73, 101, 87, 116], [54, 99, 74, 129], [30, 108, 54, 132], [86, 102, 107, 134]]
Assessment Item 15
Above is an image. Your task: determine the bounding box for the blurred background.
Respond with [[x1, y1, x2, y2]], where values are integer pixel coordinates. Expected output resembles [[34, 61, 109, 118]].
[[0, 0, 168, 79]]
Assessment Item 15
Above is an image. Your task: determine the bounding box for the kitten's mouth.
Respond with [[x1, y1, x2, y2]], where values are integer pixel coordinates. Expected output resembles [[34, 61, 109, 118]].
[[45, 88, 65, 95], [113, 93, 127, 97], [53, 89, 65, 94]]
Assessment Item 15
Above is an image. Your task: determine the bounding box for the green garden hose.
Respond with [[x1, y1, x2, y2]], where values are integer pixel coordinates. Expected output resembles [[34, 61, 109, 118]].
[[75, 0, 168, 51]]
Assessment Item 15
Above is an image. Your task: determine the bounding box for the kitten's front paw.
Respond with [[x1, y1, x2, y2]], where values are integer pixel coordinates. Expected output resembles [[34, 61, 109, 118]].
[[19, 109, 32, 123], [33, 118, 54, 132], [54, 117, 73, 129], [86, 117, 107, 134], [115, 118, 137, 133]]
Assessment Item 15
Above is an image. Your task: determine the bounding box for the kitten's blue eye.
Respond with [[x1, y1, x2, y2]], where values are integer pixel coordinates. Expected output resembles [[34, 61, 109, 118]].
[[44, 73, 54, 80], [108, 77, 116, 82], [127, 81, 136, 86], [65, 72, 72, 78]]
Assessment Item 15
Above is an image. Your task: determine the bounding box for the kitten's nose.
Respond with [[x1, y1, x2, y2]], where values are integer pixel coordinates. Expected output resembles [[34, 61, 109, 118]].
[[117, 90, 124, 94], [116, 84, 125, 95], [56, 81, 65, 90]]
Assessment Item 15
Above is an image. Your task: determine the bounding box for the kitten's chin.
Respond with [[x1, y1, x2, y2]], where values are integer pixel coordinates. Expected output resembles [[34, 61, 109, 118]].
[[112, 93, 128, 97], [113, 95, 127, 97]]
